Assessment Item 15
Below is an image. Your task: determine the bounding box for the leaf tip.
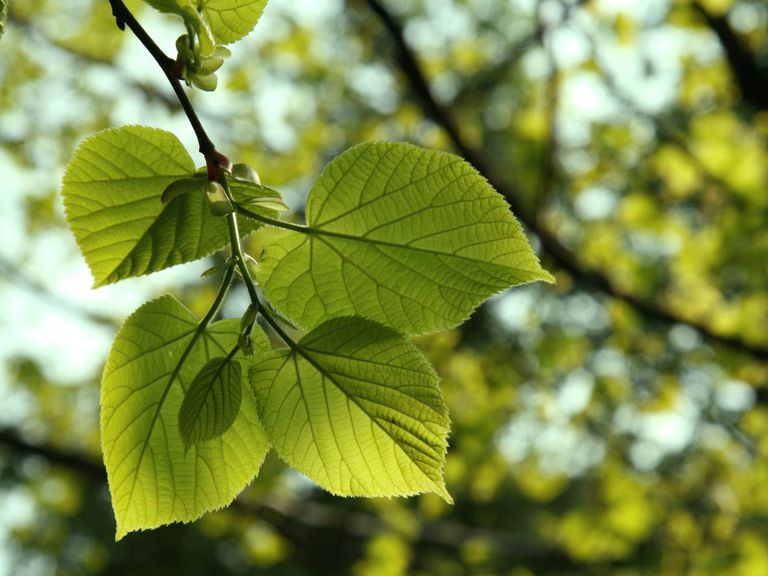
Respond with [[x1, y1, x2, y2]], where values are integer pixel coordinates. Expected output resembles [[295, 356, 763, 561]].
[[539, 268, 556, 284], [114, 525, 127, 542], [434, 482, 454, 505]]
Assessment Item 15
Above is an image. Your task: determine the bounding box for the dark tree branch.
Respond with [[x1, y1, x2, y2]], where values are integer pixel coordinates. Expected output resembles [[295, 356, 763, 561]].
[[691, 1, 768, 112], [7, 11, 180, 111], [362, 0, 768, 362], [0, 257, 117, 328], [0, 428, 577, 566], [0, 429, 105, 479]]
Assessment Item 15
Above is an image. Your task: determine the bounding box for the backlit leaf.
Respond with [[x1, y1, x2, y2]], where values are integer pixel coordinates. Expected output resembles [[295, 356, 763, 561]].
[[250, 316, 451, 501], [62, 125, 260, 287], [259, 142, 553, 335], [178, 356, 242, 450], [101, 295, 269, 539]]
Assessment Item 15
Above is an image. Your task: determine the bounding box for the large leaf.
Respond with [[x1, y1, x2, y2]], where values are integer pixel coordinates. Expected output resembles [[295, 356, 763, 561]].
[[202, 0, 268, 44], [178, 356, 242, 450], [62, 125, 258, 287], [259, 142, 554, 335], [250, 316, 451, 501], [101, 295, 269, 539]]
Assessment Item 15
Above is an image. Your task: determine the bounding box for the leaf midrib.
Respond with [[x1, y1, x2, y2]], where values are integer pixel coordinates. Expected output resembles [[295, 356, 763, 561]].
[[302, 226, 535, 273], [121, 330, 228, 517], [287, 340, 443, 490]]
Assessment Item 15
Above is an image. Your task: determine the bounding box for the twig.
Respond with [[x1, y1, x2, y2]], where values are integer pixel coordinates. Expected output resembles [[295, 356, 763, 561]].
[[691, 0, 768, 112], [107, 0, 227, 175]]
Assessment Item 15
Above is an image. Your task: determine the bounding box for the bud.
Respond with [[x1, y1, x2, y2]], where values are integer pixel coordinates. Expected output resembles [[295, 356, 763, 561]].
[[203, 180, 233, 216], [231, 163, 261, 184]]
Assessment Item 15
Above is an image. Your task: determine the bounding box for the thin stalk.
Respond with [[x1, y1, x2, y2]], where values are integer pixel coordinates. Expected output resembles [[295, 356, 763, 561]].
[[223, 178, 261, 306], [235, 205, 309, 233], [167, 263, 236, 388], [257, 300, 300, 351]]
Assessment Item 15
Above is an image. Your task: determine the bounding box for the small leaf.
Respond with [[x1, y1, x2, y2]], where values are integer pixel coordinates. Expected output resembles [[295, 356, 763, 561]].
[[259, 142, 554, 335], [144, 1, 215, 56], [161, 177, 203, 204], [142, 0, 197, 16], [250, 316, 452, 501], [189, 71, 218, 91], [204, 180, 233, 215], [62, 125, 260, 287], [229, 178, 288, 215], [238, 303, 258, 355], [179, 356, 242, 450], [101, 295, 270, 539]]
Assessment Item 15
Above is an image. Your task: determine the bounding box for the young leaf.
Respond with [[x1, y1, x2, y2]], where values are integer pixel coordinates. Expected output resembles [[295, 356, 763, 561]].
[[228, 178, 287, 209], [178, 356, 242, 450], [142, 0, 197, 16], [62, 126, 260, 287], [203, 180, 234, 215], [161, 177, 203, 204], [201, 0, 268, 44], [101, 295, 270, 539], [250, 316, 452, 502], [258, 142, 554, 335], [143, 1, 214, 56]]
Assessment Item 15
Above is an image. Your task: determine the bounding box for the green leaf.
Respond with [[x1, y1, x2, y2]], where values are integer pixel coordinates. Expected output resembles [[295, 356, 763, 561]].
[[178, 356, 242, 450], [250, 316, 452, 501], [161, 177, 202, 204], [203, 180, 234, 215], [259, 142, 554, 335], [62, 125, 259, 287], [102, 295, 270, 539], [201, 0, 268, 44], [142, 0, 197, 15], [228, 178, 289, 213]]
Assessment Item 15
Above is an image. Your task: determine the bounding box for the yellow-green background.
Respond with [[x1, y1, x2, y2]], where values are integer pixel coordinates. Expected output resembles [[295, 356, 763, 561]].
[[1, 0, 767, 574]]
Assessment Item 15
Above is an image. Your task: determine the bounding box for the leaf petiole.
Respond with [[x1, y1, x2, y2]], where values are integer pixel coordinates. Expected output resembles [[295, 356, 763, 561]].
[[166, 260, 235, 391], [235, 204, 309, 234]]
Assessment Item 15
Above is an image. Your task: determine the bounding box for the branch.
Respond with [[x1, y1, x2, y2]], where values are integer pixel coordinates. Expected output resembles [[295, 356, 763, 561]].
[[0, 428, 575, 565], [450, 0, 587, 106], [691, 1, 768, 112], [8, 11, 179, 111], [0, 257, 117, 328], [362, 0, 768, 361]]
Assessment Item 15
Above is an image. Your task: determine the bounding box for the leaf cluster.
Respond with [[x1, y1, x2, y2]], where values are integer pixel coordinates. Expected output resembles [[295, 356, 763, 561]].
[[60, 0, 552, 538]]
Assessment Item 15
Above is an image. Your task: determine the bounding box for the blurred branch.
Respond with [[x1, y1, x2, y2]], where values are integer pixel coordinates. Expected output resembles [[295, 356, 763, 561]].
[[537, 4, 562, 207], [691, 1, 768, 112], [7, 11, 180, 111], [580, 25, 748, 207], [361, 0, 768, 362], [0, 257, 118, 328], [0, 427, 578, 566], [0, 429, 104, 478], [452, 0, 586, 106]]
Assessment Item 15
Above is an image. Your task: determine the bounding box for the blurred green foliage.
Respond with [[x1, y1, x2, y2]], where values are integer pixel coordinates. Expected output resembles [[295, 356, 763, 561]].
[[1, 0, 767, 574]]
